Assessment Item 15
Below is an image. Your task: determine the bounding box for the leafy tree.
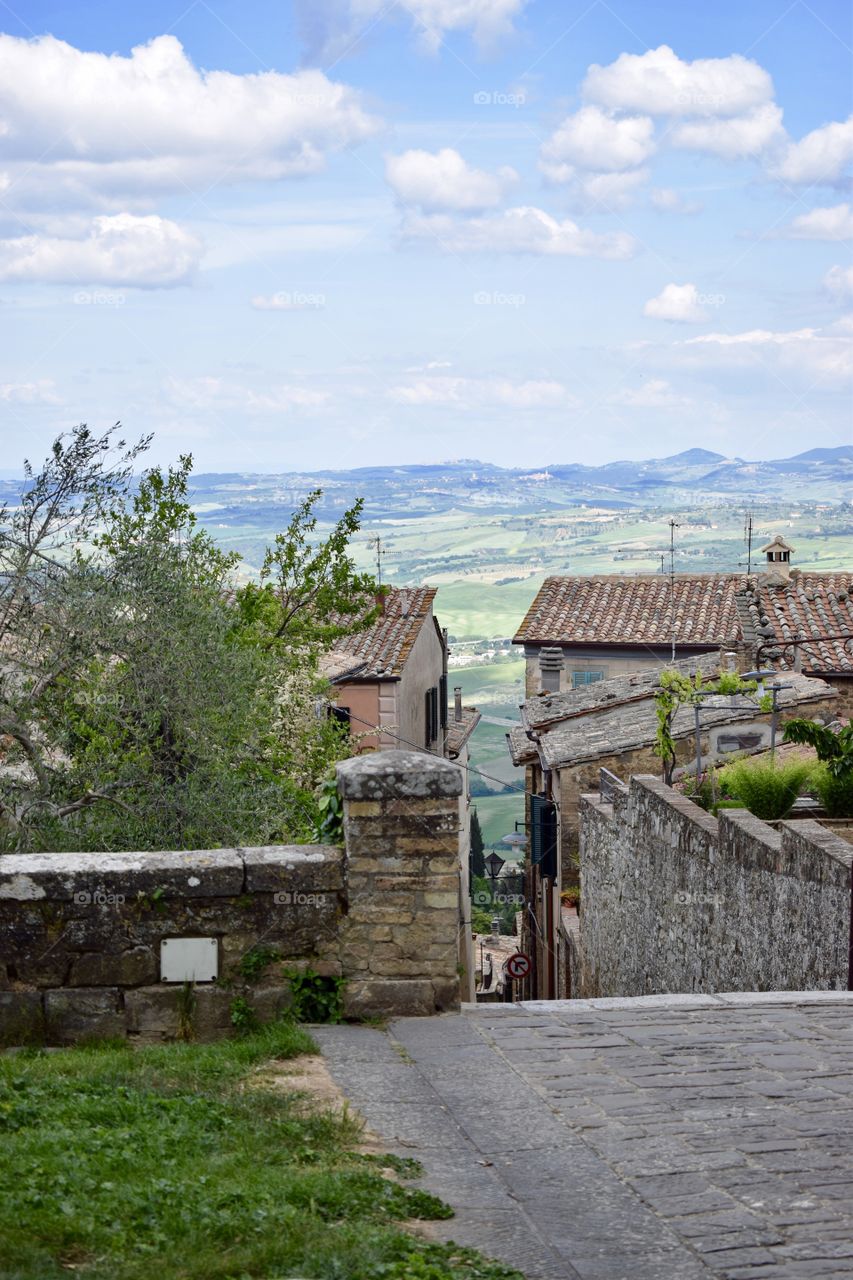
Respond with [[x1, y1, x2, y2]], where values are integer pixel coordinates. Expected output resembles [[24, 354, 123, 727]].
[[470, 808, 485, 878], [0, 432, 375, 852], [232, 489, 380, 653], [783, 719, 853, 817]]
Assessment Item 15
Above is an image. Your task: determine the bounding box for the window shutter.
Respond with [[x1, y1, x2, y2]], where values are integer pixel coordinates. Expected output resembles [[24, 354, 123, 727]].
[[530, 795, 557, 879], [439, 674, 448, 730], [425, 689, 432, 747]]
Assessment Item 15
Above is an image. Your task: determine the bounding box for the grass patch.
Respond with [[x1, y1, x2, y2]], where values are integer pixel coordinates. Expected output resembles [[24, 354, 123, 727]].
[[0, 1023, 522, 1280]]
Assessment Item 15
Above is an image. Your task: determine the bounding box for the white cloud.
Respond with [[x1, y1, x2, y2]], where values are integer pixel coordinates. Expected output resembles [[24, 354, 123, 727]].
[[0, 33, 379, 205], [644, 282, 709, 324], [583, 45, 773, 118], [0, 214, 202, 286], [772, 115, 853, 185], [650, 188, 702, 215], [824, 265, 853, 301], [298, 0, 527, 60], [672, 103, 784, 159], [779, 203, 853, 240], [165, 376, 329, 413], [385, 148, 517, 212], [389, 374, 573, 409], [612, 378, 690, 408], [540, 106, 655, 180], [574, 169, 651, 210], [680, 322, 852, 383], [401, 206, 637, 258], [0, 379, 62, 404]]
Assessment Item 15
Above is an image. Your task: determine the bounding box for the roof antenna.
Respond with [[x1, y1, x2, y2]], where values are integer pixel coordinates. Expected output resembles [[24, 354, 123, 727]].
[[372, 535, 383, 587], [744, 510, 754, 576], [669, 518, 679, 662]]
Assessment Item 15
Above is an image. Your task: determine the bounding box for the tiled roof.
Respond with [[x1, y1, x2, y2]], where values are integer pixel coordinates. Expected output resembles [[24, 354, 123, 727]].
[[738, 572, 853, 675], [514, 574, 744, 648], [532, 669, 834, 770], [333, 586, 438, 679], [521, 653, 721, 734], [445, 706, 481, 758]]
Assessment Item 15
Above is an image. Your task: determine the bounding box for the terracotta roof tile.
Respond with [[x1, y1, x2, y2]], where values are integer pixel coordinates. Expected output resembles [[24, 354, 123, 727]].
[[513, 574, 744, 648], [334, 586, 438, 678], [738, 571, 853, 674]]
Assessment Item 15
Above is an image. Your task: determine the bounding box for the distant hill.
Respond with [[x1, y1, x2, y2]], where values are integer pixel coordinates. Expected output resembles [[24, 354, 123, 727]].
[[180, 445, 851, 522]]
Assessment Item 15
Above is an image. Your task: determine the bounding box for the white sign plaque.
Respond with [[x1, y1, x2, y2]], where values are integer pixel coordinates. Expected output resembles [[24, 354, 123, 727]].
[[160, 937, 218, 983]]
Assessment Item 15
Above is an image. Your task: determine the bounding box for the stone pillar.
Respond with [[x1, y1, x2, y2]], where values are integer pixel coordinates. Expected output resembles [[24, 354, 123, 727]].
[[336, 749, 464, 1018]]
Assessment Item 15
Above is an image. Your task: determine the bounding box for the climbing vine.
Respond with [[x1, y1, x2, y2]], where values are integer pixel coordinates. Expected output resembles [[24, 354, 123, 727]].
[[654, 668, 768, 785]]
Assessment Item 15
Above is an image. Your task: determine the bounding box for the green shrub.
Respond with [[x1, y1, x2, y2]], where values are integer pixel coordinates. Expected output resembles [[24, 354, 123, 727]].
[[811, 763, 853, 817], [720, 758, 814, 821]]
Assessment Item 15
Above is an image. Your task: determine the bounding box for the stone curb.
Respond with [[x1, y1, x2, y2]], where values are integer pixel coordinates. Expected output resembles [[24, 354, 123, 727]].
[[463, 989, 853, 1014]]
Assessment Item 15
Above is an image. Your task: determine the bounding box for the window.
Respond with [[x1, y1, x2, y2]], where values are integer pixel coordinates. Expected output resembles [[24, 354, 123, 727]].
[[572, 670, 605, 688], [328, 705, 351, 732], [424, 686, 439, 747], [439, 673, 448, 731]]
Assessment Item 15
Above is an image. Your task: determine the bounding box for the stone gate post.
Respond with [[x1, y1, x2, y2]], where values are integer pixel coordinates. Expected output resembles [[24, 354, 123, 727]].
[[336, 749, 464, 1017]]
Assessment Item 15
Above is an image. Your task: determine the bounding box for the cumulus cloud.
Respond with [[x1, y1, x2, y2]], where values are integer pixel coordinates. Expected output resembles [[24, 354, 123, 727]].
[[672, 103, 784, 159], [0, 33, 379, 205], [779, 203, 853, 240], [582, 45, 773, 118], [400, 206, 637, 258], [680, 322, 852, 383], [385, 148, 517, 212], [643, 283, 709, 324], [612, 378, 691, 408], [540, 106, 655, 180], [0, 379, 62, 404], [297, 0, 527, 60], [0, 214, 202, 286], [650, 188, 702, 215], [772, 115, 853, 185], [388, 374, 573, 409], [824, 265, 853, 301], [573, 169, 651, 210], [165, 376, 329, 412]]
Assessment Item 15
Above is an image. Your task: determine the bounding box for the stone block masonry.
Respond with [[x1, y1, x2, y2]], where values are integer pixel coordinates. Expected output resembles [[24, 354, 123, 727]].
[[0, 750, 466, 1044], [336, 750, 464, 1019], [576, 775, 852, 998]]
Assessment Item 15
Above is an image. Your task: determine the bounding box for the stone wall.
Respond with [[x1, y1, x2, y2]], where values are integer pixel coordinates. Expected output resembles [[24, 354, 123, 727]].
[[0, 750, 465, 1045], [576, 775, 852, 998]]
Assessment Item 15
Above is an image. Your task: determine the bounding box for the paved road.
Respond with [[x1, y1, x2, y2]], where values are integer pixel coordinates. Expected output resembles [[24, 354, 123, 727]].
[[315, 992, 853, 1280]]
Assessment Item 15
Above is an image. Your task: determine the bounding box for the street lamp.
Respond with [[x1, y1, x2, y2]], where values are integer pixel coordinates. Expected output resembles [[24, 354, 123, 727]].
[[484, 852, 505, 887]]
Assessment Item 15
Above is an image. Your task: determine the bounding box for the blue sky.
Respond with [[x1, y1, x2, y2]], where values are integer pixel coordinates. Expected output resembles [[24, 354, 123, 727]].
[[0, 0, 851, 472]]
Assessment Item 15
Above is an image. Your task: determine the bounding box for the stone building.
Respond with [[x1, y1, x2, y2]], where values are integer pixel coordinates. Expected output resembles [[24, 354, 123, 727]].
[[323, 586, 450, 754], [513, 538, 853, 707], [506, 654, 839, 1001]]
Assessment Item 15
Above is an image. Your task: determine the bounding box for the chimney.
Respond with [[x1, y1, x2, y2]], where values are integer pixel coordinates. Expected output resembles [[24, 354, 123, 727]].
[[454, 686, 463, 722], [758, 535, 794, 583], [539, 647, 563, 693]]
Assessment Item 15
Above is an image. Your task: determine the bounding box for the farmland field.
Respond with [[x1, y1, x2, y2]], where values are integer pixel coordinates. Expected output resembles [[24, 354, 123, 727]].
[[194, 457, 851, 849]]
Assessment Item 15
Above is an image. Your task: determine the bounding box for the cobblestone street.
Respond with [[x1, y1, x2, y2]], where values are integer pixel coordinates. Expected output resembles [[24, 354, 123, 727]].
[[316, 993, 853, 1280]]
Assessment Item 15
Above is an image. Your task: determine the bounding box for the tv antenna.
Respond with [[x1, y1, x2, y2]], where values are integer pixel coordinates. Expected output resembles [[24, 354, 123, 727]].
[[743, 510, 754, 576], [669, 518, 679, 662], [372, 535, 383, 586]]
